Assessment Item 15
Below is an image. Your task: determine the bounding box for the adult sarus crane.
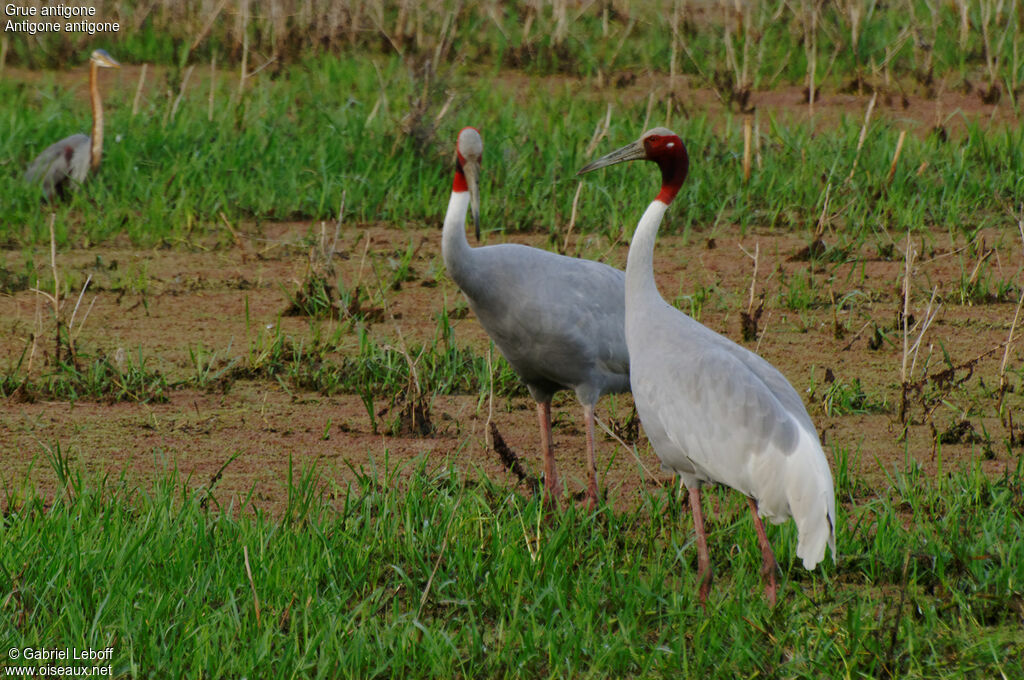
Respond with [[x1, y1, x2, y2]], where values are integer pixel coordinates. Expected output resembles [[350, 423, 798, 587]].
[[578, 128, 836, 605], [24, 49, 121, 200], [442, 127, 630, 508]]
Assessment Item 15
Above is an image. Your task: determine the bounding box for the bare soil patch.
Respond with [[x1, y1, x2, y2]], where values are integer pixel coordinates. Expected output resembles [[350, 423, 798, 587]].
[[3, 217, 1021, 515]]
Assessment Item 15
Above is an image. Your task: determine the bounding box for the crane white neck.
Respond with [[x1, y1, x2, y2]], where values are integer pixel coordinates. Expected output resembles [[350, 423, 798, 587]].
[[441, 188, 472, 276], [89, 60, 104, 170], [625, 199, 670, 304]]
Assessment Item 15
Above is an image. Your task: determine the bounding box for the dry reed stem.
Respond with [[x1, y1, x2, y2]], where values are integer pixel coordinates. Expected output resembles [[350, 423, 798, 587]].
[[742, 116, 752, 183], [190, 0, 230, 52], [170, 65, 195, 121], [998, 217, 1024, 396], [208, 54, 216, 122], [957, 0, 969, 49], [238, 0, 249, 99], [901, 232, 917, 383], [754, 114, 762, 169], [365, 60, 389, 125], [516, 486, 543, 563], [484, 3, 509, 41], [584, 104, 612, 157], [754, 310, 772, 354], [25, 294, 40, 377], [27, 216, 64, 365], [840, 319, 877, 352], [966, 246, 994, 291], [243, 545, 260, 626], [607, 14, 638, 69], [741, 241, 760, 313], [674, 8, 726, 106], [219, 212, 250, 264], [901, 232, 914, 385], [847, 91, 877, 182], [813, 182, 832, 242], [484, 344, 495, 449], [432, 7, 458, 67], [874, 25, 914, 80], [67, 274, 94, 347], [594, 414, 657, 482], [562, 182, 585, 255], [887, 130, 907, 185], [669, 0, 681, 92], [1000, 286, 1024, 389], [642, 91, 655, 132], [334, 190, 347, 238], [132, 64, 147, 116], [803, 0, 818, 116], [433, 90, 456, 126], [354, 230, 372, 294], [907, 286, 940, 381]]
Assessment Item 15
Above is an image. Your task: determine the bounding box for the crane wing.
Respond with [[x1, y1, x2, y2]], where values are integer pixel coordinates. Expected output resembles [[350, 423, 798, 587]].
[[631, 311, 808, 499], [463, 243, 629, 401], [25, 134, 90, 197]]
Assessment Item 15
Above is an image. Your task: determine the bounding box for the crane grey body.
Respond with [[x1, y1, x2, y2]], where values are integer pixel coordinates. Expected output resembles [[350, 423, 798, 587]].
[[25, 133, 92, 199], [443, 127, 629, 506], [25, 49, 120, 200], [579, 128, 836, 606], [446, 240, 629, 406]]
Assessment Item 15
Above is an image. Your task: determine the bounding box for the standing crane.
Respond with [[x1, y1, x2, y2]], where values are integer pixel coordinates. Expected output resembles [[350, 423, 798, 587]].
[[24, 49, 121, 200], [578, 128, 836, 606], [442, 127, 630, 508]]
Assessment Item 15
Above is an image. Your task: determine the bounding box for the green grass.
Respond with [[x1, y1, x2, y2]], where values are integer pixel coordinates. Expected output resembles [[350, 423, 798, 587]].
[[1, 313, 525, 404], [1, 451, 1021, 678], [4, 7, 1024, 678], [3, 49, 1023, 247]]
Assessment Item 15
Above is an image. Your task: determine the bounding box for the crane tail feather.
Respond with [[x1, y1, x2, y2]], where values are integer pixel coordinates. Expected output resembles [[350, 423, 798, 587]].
[[790, 428, 837, 571]]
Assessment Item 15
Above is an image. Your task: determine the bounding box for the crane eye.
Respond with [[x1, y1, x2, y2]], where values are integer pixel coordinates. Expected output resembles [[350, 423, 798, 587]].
[[667, 142, 675, 148]]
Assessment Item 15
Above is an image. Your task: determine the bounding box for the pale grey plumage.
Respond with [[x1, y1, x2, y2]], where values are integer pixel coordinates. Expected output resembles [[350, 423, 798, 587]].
[[628, 270, 835, 563], [579, 128, 836, 605], [24, 49, 120, 200], [24, 133, 92, 199], [446, 241, 629, 406], [442, 127, 629, 505]]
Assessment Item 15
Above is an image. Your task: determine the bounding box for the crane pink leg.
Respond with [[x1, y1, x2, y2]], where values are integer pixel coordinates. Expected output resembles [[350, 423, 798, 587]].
[[688, 486, 713, 606], [583, 404, 599, 509], [746, 497, 779, 607], [537, 401, 561, 504]]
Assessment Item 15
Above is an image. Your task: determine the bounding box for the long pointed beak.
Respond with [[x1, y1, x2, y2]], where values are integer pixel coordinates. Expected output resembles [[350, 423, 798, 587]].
[[463, 158, 481, 241], [577, 140, 647, 175], [94, 50, 121, 69]]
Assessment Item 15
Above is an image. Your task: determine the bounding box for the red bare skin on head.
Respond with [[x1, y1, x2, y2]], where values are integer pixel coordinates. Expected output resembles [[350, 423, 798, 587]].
[[64, 146, 75, 164], [453, 157, 469, 193], [452, 126, 480, 193], [643, 134, 689, 205]]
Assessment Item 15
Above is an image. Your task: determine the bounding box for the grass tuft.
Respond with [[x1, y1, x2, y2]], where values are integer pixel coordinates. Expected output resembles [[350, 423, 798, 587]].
[[1, 452, 1021, 677]]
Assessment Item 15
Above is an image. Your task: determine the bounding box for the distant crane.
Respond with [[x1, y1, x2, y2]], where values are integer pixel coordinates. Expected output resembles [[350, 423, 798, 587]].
[[24, 49, 121, 200], [578, 127, 836, 606], [442, 127, 630, 508]]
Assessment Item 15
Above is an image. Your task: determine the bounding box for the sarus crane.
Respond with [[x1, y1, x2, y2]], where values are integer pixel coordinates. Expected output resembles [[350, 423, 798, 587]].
[[442, 126, 630, 508], [578, 127, 836, 605], [25, 49, 121, 200]]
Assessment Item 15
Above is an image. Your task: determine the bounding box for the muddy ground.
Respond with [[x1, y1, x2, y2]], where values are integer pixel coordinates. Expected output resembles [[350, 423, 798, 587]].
[[2, 212, 1022, 515], [3, 70, 1023, 515]]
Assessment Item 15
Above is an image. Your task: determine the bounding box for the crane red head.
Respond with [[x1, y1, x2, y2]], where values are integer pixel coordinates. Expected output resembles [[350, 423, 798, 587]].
[[454, 126, 482, 241], [577, 127, 689, 205]]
